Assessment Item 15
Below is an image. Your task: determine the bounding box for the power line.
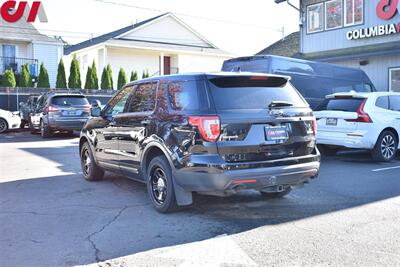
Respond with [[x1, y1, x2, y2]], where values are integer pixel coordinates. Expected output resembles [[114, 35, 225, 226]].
[[92, 0, 284, 32]]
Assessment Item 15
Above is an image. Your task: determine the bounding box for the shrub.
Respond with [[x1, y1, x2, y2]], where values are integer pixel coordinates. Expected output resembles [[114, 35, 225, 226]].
[[91, 61, 99, 89], [2, 69, 16, 87], [56, 59, 67, 88], [84, 66, 93, 89], [130, 70, 138, 81], [142, 69, 150, 79], [107, 64, 113, 90], [19, 64, 32, 87], [68, 56, 81, 89], [37, 63, 50, 88], [117, 68, 128, 90], [100, 66, 113, 90]]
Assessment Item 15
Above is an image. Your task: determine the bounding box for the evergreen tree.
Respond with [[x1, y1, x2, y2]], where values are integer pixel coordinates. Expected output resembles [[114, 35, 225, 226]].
[[106, 64, 113, 90], [2, 69, 16, 87], [90, 61, 99, 89], [142, 69, 150, 79], [37, 63, 50, 88], [117, 68, 128, 90], [100, 67, 113, 90], [56, 59, 67, 88], [68, 56, 81, 89], [130, 70, 138, 81], [84, 66, 93, 89], [19, 64, 32, 87]]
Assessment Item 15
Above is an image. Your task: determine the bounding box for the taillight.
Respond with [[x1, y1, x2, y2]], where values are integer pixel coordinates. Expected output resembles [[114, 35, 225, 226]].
[[345, 99, 372, 123], [188, 116, 221, 142], [44, 105, 59, 113], [312, 114, 317, 136], [83, 104, 91, 113]]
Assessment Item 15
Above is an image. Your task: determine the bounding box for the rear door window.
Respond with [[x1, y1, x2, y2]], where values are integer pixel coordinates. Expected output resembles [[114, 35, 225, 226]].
[[208, 76, 307, 110], [168, 80, 210, 111], [51, 96, 89, 106], [389, 95, 400, 111], [376, 96, 389, 110]]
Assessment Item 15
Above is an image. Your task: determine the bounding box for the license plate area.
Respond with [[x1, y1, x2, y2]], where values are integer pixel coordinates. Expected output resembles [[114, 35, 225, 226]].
[[326, 118, 338, 126], [265, 126, 289, 144]]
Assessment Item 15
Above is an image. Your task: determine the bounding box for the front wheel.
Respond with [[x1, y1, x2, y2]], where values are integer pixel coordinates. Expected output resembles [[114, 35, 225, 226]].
[[147, 156, 178, 213], [80, 142, 104, 181], [260, 187, 292, 199], [372, 131, 398, 162], [0, 118, 8, 133]]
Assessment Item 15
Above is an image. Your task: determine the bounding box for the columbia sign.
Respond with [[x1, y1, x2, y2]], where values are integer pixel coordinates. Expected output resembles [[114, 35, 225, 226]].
[[347, 23, 400, 40], [0, 1, 48, 23]]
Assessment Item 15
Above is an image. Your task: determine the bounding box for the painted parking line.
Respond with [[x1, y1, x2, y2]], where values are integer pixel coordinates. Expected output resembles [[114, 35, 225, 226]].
[[372, 166, 400, 172]]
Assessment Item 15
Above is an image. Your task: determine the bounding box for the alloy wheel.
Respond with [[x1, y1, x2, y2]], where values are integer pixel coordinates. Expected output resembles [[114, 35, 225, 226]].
[[82, 148, 92, 176], [150, 167, 167, 205], [0, 119, 7, 133], [381, 135, 396, 160]]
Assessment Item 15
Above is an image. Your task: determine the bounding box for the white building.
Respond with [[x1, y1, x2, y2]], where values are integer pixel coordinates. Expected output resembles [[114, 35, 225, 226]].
[[0, 17, 64, 87], [64, 13, 233, 89]]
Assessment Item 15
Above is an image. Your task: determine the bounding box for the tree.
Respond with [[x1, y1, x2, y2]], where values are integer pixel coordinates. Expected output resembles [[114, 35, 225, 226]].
[[2, 69, 16, 87], [56, 59, 67, 88], [142, 69, 150, 79], [84, 66, 93, 89], [106, 64, 113, 90], [130, 70, 138, 82], [19, 64, 32, 87], [68, 56, 81, 89], [117, 68, 128, 90], [100, 66, 113, 90], [90, 61, 99, 89], [37, 63, 50, 88]]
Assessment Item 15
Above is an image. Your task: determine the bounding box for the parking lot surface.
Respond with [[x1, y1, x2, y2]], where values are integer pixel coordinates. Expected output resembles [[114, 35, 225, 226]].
[[1, 130, 400, 267]]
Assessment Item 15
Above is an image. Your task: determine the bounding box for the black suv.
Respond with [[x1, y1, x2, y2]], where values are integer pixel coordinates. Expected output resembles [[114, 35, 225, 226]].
[[79, 73, 320, 213], [30, 93, 91, 138]]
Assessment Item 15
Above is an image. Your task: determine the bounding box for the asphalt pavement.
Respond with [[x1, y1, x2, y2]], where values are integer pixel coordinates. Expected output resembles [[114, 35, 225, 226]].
[[1, 130, 400, 267]]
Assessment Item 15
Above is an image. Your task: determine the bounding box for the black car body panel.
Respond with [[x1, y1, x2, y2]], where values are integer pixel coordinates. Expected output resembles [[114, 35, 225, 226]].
[[80, 73, 320, 206]]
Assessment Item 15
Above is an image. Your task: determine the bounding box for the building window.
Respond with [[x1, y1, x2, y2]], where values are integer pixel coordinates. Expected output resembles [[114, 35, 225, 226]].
[[307, 3, 324, 33], [325, 0, 343, 30], [389, 68, 400, 92], [345, 0, 363, 26]]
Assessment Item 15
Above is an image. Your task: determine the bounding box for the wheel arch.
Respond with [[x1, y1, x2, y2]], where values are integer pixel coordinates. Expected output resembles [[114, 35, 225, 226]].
[[381, 127, 399, 144], [141, 143, 174, 179]]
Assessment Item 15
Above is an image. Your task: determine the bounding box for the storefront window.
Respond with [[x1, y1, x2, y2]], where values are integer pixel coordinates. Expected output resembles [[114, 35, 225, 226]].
[[345, 0, 363, 26], [307, 3, 324, 33], [389, 68, 400, 92], [325, 0, 343, 30]]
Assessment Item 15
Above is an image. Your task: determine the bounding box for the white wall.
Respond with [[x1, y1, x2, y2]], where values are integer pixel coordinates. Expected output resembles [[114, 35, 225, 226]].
[[33, 43, 63, 87], [177, 53, 228, 73]]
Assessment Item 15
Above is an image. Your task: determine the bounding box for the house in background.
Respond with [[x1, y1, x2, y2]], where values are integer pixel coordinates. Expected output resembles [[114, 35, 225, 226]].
[[64, 12, 233, 89], [0, 17, 64, 87], [256, 31, 300, 58]]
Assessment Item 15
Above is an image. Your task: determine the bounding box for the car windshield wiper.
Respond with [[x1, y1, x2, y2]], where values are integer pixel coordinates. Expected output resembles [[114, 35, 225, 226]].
[[268, 101, 294, 109]]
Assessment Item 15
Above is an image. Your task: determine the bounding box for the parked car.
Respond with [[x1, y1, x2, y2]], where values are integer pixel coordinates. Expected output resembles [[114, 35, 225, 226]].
[[19, 95, 39, 128], [315, 92, 400, 162], [29, 93, 91, 138], [222, 55, 376, 109], [79, 73, 321, 213], [0, 109, 21, 133]]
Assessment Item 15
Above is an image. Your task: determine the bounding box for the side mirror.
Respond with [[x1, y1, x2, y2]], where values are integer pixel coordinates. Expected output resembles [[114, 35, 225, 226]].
[[91, 99, 101, 108], [91, 106, 102, 117]]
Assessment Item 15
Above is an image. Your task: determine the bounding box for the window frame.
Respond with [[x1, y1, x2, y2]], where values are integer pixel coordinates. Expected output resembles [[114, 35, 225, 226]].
[[124, 81, 159, 114], [344, 0, 364, 27], [325, 0, 344, 31], [307, 2, 324, 34], [389, 67, 400, 93]]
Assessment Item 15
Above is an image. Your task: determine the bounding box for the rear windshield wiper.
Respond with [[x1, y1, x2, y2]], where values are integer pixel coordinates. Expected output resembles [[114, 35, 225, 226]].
[[268, 101, 294, 109]]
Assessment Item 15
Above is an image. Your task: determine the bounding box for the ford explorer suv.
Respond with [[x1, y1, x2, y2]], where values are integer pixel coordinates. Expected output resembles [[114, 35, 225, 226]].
[[30, 93, 91, 138], [79, 73, 320, 213]]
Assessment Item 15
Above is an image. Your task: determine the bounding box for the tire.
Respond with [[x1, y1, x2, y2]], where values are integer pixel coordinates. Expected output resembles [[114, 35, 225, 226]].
[[318, 144, 339, 157], [372, 131, 398, 162], [0, 118, 8, 133], [29, 122, 37, 134], [20, 120, 27, 129], [80, 142, 104, 181], [40, 120, 51, 138], [260, 187, 292, 199], [147, 155, 178, 213]]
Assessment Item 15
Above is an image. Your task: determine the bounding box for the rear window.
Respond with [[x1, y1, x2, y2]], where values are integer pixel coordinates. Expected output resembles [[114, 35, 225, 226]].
[[51, 96, 89, 106], [208, 76, 307, 110], [317, 98, 364, 112]]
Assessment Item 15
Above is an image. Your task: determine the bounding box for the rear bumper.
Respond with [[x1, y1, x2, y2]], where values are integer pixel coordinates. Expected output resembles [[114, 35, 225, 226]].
[[317, 130, 375, 149], [48, 118, 88, 131], [173, 153, 320, 194]]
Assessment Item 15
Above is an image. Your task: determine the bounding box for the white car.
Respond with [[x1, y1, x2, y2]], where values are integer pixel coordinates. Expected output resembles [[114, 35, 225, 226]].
[[0, 109, 22, 134], [315, 92, 400, 162]]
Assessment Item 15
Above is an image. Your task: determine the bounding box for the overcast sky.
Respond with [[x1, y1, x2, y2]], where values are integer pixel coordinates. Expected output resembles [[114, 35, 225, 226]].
[[34, 0, 300, 56]]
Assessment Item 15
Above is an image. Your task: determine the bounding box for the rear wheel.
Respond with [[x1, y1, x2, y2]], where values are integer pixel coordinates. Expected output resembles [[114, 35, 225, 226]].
[[80, 142, 104, 181], [372, 131, 398, 162], [147, 155, 178, 213], [0, 118, 8, 133], [40, 120, 51, 138], [260, 187, 292, 199]]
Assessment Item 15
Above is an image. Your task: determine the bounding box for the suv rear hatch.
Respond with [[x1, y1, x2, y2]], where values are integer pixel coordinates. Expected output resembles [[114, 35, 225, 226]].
[[206, 75, 316, 163], [49, 95, 91, 118]]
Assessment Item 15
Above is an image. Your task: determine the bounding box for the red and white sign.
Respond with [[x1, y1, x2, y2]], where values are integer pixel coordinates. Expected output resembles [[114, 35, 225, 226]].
[[0, 1, 47, 23]]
